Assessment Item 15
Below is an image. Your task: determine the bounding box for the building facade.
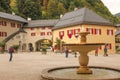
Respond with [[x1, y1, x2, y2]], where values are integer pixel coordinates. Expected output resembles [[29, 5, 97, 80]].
[[0, 12, 27, 51], [53, 7, 115, 54], [23, 20, 58, 51]]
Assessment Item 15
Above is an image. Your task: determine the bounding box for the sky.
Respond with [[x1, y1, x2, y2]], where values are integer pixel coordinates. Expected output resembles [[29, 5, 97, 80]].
[[101, 0, 120, 15]]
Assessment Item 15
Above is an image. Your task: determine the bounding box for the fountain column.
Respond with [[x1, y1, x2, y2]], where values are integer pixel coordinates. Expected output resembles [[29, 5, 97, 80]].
[[77, 32, 92, 74]]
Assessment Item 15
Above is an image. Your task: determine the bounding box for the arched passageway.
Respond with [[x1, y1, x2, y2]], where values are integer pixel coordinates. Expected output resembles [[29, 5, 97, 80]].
[[35, 39, 52, 51]]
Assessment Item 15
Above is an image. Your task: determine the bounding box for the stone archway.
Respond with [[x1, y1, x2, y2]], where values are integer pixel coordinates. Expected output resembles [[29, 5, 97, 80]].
[[35, 39, 52, 51]]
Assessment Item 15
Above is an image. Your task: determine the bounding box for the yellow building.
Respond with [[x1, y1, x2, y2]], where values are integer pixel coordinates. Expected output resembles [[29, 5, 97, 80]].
[[0, 12, 27, 51], [53, 7, 115, 54]]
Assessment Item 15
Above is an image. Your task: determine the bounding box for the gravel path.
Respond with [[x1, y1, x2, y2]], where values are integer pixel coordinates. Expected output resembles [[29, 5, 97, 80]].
[[0, 52, 120, 80]]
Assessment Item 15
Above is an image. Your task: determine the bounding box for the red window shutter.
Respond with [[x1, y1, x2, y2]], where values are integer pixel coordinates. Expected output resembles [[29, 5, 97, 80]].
[[92, 28, 94, 34], [74, 29, 76, 35], [107, 29, 109, 35], [1, 32, 3, 37], [109, 44, 112, 49], [0, 32, 2, 37], [78, 29, 80, 32], [50, 32, 52, 35], [86, 28, 88, 32], [94, 29, 96, 34], [0, 21, 1, 25], [99, 46, 102, 50], [40, 32, 42, 36], [111, 30, 113, 35], [5, 32, 7, 37], [99, 29, 101, 35]]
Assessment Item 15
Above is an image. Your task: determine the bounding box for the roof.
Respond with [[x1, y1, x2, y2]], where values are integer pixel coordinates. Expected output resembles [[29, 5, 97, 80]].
[[115, 30, 120, 36], [2, 28, 27, 43], [0, 12, 27, 23], [53, 7, 113, 30], [115, 13, 120, 17], [24, 19, 58, 28]]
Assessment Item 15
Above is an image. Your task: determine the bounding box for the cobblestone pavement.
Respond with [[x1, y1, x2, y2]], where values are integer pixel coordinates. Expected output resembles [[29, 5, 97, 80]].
[[0, 52, 120, 80]]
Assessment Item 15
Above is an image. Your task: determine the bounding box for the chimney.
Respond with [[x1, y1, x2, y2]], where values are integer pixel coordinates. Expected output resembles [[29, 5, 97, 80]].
[[12, 12, 15, 16], [27, 17, 31, 21], [74, 7, 78, 11], [60, 14, 63, 18]]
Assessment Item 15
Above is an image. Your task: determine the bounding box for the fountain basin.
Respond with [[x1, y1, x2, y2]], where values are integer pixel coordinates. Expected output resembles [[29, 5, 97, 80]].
[[41, 66, 120, 80]]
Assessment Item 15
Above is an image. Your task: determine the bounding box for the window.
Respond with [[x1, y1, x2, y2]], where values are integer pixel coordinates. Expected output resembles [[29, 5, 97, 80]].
[[59, 31, 64, 39], [74, 29, 80, 38], [86, 28, 93, 34], [2, 21, 7, 26], [107, 29, 113, 35], [17, 24, 22, 28], [31, 33, 36, 36], [67, 30, 73, 38], [0, 32, 7, 37], [40, 32, 45, 36], [95, 29, 101, 35], [11, 23, 16, 27], [108, 44, 112, 49], [47, 32, 52, 36]]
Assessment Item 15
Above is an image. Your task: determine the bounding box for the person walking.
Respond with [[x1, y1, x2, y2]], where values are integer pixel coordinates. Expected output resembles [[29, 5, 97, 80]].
[[74, 52, 77, 58], [104, 44, 108, 56], [8, 46, 14, 61], [65, 47, 69, 58], [95, 49, 98, 56]]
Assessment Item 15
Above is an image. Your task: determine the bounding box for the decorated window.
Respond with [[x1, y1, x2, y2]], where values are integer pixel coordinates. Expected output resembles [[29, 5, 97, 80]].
[[74, 29, 80, 38], [67, 30, 73, 38], [59, 31, 64, 39]]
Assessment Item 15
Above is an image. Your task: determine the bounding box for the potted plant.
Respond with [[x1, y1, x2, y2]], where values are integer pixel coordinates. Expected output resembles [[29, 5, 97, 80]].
[[0, 42, 6, 53], [41, 45, 47, 54]]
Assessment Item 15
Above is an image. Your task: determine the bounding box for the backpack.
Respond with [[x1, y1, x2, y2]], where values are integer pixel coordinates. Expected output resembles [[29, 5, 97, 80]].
[[9, 47, 14, 53]]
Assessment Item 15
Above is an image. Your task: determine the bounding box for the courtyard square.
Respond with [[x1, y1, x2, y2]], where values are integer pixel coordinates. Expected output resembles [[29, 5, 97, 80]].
[[0, 52, 120, 80]]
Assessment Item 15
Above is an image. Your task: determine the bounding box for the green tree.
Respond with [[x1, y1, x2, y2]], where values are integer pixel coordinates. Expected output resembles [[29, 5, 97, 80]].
[[10, 0, 18, 13], [17, 0, 42, 20], [57, 2, 66, 16], [47, 0, 58, 19], [0, 0, 11, 13], [68, 1, 75, 11]]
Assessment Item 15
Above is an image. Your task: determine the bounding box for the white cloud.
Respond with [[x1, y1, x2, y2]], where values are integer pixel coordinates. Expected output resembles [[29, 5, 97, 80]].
[[101, 0, 120, 14]]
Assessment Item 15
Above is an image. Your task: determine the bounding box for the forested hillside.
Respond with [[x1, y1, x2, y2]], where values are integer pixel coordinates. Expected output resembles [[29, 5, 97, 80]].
[[0, 0, 119, 23]]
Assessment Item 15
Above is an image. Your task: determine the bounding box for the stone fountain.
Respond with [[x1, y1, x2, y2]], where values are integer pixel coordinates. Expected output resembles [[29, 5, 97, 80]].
[[41, 31, 120, 80]]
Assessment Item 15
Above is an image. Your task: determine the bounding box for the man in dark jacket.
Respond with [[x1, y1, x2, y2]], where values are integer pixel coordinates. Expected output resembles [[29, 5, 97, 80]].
[[9, 46, 14, 61]]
